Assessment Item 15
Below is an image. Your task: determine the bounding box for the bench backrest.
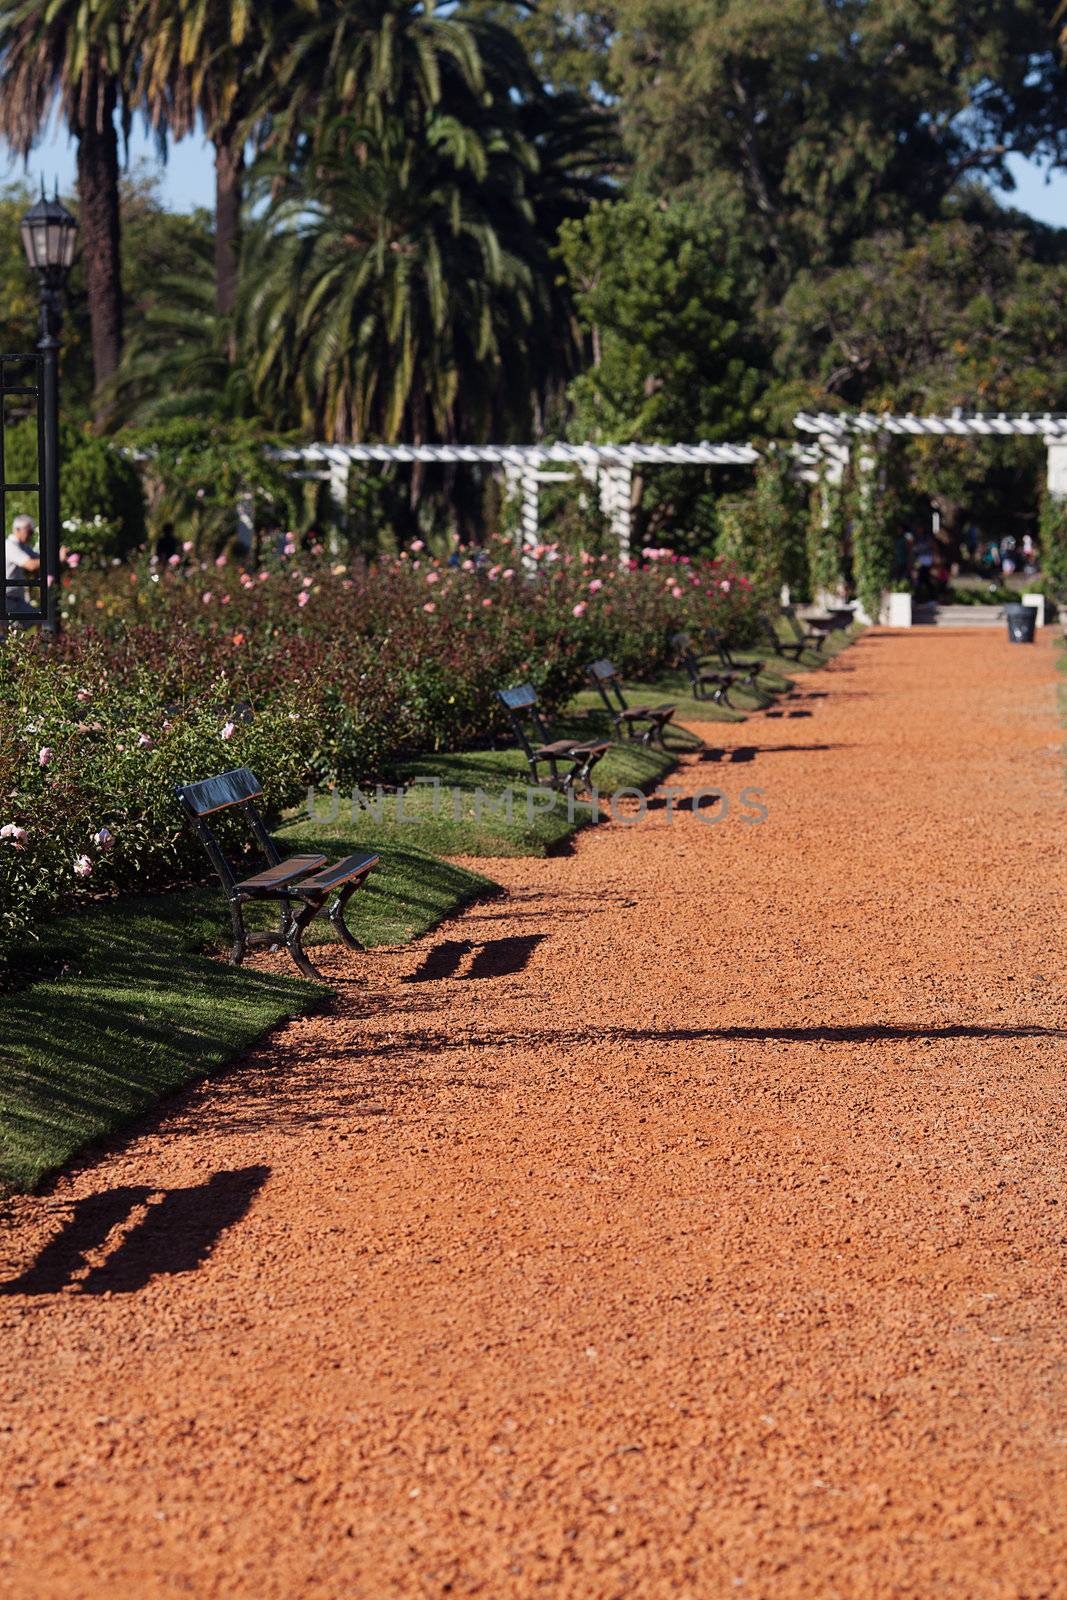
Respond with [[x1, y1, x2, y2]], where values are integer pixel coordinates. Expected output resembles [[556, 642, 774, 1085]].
[[587, 658, 627, 716], [704, 628, 733, 667], [175, 766, 263, 817], [174, 767, 280, 890], [497, 682, 551, 758], [670, 631, 706, 685]]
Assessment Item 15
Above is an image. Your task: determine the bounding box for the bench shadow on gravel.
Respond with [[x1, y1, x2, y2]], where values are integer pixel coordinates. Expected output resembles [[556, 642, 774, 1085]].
[[1, 1165, 268, 1296], [402, 935, 544, 983]]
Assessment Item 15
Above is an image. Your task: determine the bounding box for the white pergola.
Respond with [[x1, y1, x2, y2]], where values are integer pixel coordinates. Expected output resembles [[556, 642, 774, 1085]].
[[274, 441, 758, 565], [273, 412, 1067, 565], [795, 410, 1067, 500]]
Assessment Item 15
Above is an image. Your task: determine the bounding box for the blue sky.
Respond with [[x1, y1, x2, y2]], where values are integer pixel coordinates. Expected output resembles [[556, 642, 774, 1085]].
[[4, 121, 1067, 229]]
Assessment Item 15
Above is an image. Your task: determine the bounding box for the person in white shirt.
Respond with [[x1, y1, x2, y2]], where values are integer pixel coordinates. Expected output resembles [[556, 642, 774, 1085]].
[[5, 514, 40, 614]]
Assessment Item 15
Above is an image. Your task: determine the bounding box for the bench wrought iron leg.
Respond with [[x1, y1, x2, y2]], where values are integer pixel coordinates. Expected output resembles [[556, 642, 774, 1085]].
[[328, 883, 365, 951], [286, 898, 327, 982], [229, 899, 248, 966]]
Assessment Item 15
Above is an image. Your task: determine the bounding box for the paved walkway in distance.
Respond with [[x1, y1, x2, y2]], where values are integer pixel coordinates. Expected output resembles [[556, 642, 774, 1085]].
[[1, 629, 1066, 1600]]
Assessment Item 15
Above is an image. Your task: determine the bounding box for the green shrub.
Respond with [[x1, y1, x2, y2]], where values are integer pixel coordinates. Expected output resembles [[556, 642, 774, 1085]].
[[3, 419, 146, 557], [1039, 495, 1067, 597], [0, 541, 764, 952]]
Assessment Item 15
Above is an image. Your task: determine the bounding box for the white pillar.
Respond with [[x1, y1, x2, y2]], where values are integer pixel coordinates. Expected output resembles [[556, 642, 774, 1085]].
[[327, 457, 349, 554], [600, 464, 633, 567], [1046, 439, 1067, 499], [519, 459, 541, 572]]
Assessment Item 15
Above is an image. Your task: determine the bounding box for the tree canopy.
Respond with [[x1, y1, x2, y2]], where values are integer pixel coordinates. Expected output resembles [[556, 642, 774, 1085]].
[[1, 0, 1066, 552]]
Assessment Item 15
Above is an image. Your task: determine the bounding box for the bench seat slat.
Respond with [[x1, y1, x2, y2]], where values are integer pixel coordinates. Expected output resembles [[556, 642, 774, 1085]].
[[236, 854, 328, 893], [294, 851, 380, 893], [534, 739, 610, 758], [619, 703, 675, 719]]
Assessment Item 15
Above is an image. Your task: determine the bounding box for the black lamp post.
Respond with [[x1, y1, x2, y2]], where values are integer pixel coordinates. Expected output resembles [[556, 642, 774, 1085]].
[[20, 187, 78, 635]]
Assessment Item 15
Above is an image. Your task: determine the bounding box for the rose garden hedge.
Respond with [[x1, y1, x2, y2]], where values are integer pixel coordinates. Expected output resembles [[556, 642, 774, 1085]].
[[0, 538, 761, 953]]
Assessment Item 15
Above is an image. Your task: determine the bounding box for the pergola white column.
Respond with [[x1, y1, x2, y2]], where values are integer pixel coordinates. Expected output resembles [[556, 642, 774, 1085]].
[[1048, 440, 1067, 500], [519, 458, 542, 572], [598, 464, 634, 566]]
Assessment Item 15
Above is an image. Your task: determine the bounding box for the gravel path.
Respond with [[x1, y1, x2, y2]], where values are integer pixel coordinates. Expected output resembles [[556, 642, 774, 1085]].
[[2, 629, 1066, 1599]]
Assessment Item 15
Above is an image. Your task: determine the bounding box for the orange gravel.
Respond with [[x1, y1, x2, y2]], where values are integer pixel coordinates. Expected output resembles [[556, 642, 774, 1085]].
[[2, 627, 1066, 1600]]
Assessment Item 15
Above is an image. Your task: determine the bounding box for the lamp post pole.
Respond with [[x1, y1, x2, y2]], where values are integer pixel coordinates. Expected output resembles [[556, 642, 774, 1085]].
[[20, 187, 78, 636], [37, 286, 62, 635]]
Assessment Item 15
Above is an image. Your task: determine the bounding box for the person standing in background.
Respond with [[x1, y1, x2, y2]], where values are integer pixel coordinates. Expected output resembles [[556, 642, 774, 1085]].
[[5, 513, 40, 616]]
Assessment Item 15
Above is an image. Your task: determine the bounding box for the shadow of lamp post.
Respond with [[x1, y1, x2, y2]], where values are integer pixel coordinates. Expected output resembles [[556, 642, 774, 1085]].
[[19, 186, 78, 636]]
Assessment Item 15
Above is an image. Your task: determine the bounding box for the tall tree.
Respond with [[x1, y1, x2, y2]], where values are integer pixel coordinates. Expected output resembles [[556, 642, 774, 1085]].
[[134, 0, 302, 317], [610, 0, 1067, 275], [241, 114, 546, 444], [0, 0, 129, 410], [244, 2, 612, 443]]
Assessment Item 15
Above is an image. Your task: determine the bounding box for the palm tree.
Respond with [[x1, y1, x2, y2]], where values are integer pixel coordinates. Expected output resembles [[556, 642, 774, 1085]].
[[133, 0, 302, 318], [270, 0, 495, 154], [241, 114, 543, 445], [0, 0, 130, 409]]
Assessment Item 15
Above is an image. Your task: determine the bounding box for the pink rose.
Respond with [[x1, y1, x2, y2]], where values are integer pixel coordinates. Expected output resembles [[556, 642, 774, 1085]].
[[94, 827, 114, 850], [423, 601, 436, 613], [168, 553, 181, 567], [588, 579, 603, 593], [572, 602, 587, 618], [202, 591, 213, 604], [73, 855, 92, 879], [502, 568, 515, 579], [38, 746, 53, 767], [425, 571, 439, 584], [0, 823, 28, 849], [720, 579, 731, 593], [297, 591, 309, 607], [220, 721, 236, 741], [66, 552, 80, 569], [411, 539, 425, 552], [76, 688, 91, 703], [482, 597, 493, 607], [137, 734, 153, 749], [671, 585, 683, 599]]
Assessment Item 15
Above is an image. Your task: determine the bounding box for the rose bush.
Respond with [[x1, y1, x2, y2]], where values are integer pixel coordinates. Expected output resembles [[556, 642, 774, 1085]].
[[1, 537, 760, 950]]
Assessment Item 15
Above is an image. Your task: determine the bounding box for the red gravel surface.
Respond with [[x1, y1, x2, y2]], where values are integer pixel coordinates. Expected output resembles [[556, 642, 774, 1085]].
[[2, 628, 1066, 1599]]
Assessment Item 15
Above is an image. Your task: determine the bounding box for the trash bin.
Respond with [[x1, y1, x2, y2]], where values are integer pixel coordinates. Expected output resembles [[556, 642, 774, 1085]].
[[1005, 603, 1036, 643]]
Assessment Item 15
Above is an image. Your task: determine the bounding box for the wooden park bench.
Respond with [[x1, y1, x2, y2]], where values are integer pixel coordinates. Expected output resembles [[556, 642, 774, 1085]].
[[704, 630, 772, 707], [759, 612, 809, 662], [586, 659, 676, 748], [781, 604, 834, 653], [497, 682, 610, 791], [174, 766, 379, 983], [669, 633, 745, 708]]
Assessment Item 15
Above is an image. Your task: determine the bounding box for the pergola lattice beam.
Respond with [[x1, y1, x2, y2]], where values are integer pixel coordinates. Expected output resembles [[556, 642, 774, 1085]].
[[795, 410, 1067, 438], [273, 441, 760, 467]]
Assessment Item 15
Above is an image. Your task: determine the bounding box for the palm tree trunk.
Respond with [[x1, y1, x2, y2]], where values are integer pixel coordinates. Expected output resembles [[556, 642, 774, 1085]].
[[214, 131, 244, 319], [75, 78, 123, 423]]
